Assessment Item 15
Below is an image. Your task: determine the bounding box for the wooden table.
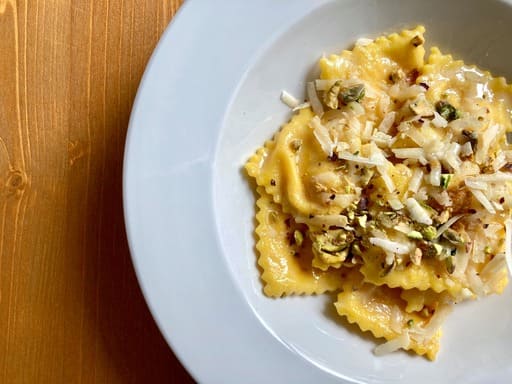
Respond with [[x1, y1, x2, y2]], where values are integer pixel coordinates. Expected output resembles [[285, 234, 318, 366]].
[[0, 1, 194, 382]]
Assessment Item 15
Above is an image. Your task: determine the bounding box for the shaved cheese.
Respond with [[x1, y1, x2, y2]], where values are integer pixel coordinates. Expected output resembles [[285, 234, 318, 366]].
[[419, 305, 452, 341], [476, 123, 501, 164], [392, 148, 427, 164], [460, 141, 473, 157], [493, 151, 507, 171], [430, 190, 452, 207], [369, 237, 411, 254], [505, 219, 512, 276], [374, 331, 410, 356], [444, 143, 462, 171], [431, 111, 448, 128], [307, 82, 324, 116], [389, 197, 404, 210], [378, 111, 396, 133], [405, 128, 427, 146], [406, 198, 432, 225], [394, 222, 413, 234], [292, 101, 311, 111], [464, 179, 487, 190], [390, 306, 404, 334], [467, 268, 486, 296], [323, 193, 358, 209], [435, 214, 465, 239], [467, 172, 512, 183], [347, 101, 365, 116], [372, 131, 394, 147], [296, 214, 348, 228], [429, 159, 441, 186], [408, 169, 424, 193], [337, 152, 384, 167], [362, 121, 374, 141], [378, 95, 391, 115], [378, 166, 396, 193], [480, 253, 506, 280], [280, 90, 300, 108], [310, 116, 333, 156], [355, 37, 373, 46], [469, 189, 496, 214]]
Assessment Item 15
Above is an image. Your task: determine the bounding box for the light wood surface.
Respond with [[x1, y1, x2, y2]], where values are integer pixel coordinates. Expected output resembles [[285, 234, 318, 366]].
[[0, 1, 194, 382]]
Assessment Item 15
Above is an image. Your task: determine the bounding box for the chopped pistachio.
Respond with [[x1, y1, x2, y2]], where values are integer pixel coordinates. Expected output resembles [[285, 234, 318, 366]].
[[421, 226, 437, 241], [376, 199, 386, 207], [445, 255, 456, 274], [377, 211, 399, 228], [351, 242, 363, 256], [433, 243, 444, 256], [435, 101, 460, 121], [407, 230, 423, 240], [293, 230, 304, 247], [440, 174, 452, 189], [407, 319, 415, 328], [310, 229, 354, 265], [484, 246, 492, 254], [339, 84, 365, 104], [442, 228, 464, 244], [435, 210, 450, 225], [357, 215, 367, 229], [366, 220, 377, 231], [411, 247, 422, 265], [324, 80, 343, 109], [410, 35, 425, 47], [421, 241, 443, 258]]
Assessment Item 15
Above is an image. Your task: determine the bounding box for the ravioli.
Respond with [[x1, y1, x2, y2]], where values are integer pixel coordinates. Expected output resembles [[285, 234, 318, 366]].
[[333, 270, 441, 360], [245, 26, 512, 360], [255, 187, 345, 297]]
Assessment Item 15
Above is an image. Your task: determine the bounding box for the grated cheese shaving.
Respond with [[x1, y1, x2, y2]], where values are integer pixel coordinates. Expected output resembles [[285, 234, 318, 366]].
[[369, 237, 411, 254], [307, 81, 324, 116], [310, 116, 333, 156], [378, 111, 396, 133], [469, 188, 496, 214], [374, 331, 410, 356], [280, 90, 301, 109], [405, 198, 432, 225]]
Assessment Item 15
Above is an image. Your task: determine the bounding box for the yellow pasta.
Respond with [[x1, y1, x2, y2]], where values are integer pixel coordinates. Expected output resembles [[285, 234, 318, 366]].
[[333, 270, 440, 360], [245, 25, 512, 360], [255, 187, 345, 297]]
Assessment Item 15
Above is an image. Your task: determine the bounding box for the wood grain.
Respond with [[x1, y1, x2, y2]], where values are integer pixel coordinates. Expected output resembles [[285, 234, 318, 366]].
[[0, 1, 194, 382]]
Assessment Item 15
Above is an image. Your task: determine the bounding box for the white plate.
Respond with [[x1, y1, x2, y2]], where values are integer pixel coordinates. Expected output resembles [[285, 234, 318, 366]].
[[124, 0, 512, 382]]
